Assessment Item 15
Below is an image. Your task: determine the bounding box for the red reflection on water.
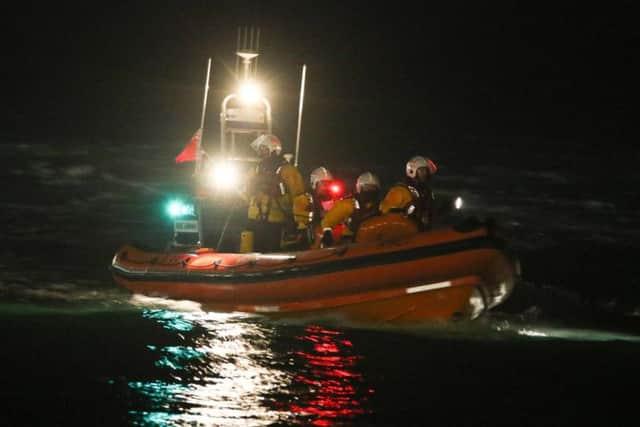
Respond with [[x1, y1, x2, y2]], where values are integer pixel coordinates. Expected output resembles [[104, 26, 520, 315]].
[[289, 325, 374, 425]]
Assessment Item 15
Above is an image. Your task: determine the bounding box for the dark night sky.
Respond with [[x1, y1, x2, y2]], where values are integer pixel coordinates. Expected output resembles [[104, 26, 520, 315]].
[[3, 2, 638, 161]]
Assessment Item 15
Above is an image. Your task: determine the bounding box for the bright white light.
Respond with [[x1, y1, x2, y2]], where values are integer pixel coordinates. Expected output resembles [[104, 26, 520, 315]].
[[208, 161, 239, 190], [239, 81, 262, 104], [454, 196, 463, 210]]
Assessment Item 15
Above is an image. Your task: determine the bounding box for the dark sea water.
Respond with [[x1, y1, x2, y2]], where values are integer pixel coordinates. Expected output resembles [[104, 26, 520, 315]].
[[2, 137, 639, 426]]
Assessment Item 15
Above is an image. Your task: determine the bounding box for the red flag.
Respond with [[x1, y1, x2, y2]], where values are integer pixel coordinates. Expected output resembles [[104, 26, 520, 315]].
[[175, 129, 202, 163]]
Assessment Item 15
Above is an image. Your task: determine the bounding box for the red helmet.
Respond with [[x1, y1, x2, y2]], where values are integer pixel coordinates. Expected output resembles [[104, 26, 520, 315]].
[[406, 156, 437, 179], [250, 134, 282, 155], [355, 172, 381, 193]]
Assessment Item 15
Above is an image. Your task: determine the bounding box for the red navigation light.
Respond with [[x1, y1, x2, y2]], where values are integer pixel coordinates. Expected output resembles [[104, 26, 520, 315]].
[[329, 181, 343, 198]]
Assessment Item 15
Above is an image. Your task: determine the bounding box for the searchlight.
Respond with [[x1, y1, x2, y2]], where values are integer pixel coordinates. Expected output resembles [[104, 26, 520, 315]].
[[238, 80, 263, 105], [208, 160, 240, 191]]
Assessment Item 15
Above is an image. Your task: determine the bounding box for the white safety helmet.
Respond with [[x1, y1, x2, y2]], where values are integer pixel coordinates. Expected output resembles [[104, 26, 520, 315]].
[[355, 172, 381, 193], [250, 134, 282, 156], [406, 155, 437, 179], [310, 167, 333, 190]]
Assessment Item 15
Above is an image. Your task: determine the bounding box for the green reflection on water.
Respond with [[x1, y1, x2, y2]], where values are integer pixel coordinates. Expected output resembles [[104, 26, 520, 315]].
[[127, 310, 292, 426], [142, 309, 194, 332], [128, 380, 191, 404], [128, 410, 174, 427], [153, 346, 206, 370]]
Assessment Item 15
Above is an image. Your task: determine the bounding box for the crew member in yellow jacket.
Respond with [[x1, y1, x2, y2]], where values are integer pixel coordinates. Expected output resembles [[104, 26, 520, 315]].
[[379, 155, 438, 230], [242, 134, 306, 252], [291, 166, 344, 248], [308, 166, 339, 222], [313, 172, 382, 248]]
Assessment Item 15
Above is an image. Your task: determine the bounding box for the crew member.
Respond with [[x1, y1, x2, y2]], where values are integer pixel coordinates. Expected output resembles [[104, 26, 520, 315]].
[[309, 166, 337, 221], [314, 172, 382, 247], [292, 166, 345, 248], [380, 155, 438, 230], [243, 134, 306, 252]]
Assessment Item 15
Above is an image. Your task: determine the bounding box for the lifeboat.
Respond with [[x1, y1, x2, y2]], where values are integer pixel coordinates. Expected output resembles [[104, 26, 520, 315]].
[[112, 42, 519, 322], [110, 217, 518, 322]]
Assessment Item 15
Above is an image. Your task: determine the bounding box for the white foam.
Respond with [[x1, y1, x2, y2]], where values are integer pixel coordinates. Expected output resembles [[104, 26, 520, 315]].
[[129, 294, 203, 312], [65, 165, 95, 177]]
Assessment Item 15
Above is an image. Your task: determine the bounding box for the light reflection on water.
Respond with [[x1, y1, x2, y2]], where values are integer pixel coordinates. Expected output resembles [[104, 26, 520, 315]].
[[112, 297, 640, 426], [289, 325, 374, 425], [127, 309, 373, 426]]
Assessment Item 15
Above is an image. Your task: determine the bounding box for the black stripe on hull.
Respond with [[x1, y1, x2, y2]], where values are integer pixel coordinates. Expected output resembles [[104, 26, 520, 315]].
[[111, 235, 504, 284]]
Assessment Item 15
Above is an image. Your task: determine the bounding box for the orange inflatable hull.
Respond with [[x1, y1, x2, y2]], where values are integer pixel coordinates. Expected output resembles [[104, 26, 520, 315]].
[[110, 225, 517, 322]]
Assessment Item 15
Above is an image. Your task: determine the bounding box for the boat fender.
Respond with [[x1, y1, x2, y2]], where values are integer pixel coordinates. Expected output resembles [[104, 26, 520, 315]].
[[240, 230, 255, 253]]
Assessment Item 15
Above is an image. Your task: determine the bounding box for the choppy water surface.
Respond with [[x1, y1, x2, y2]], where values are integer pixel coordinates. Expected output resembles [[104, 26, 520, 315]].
[[1, 139, 639, 425]]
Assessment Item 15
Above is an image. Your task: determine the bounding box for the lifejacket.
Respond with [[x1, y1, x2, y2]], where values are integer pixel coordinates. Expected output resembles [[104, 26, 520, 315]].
[[293, 192, 314, 229], [381, 181, 434, 230], [296, 188, 339, 239], [248, 157, 303, 224], [254, 157, 287, 196], [317, 192, 380, 244], [311, 192, 337, 224], [346, 194, 381, 236]]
